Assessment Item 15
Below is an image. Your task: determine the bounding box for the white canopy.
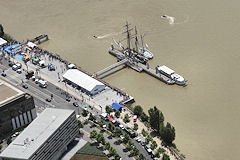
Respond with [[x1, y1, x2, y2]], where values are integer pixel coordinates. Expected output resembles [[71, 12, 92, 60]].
[[27, 42, 37, 48], [0, 38, 7, 46], [63, 69, 105, 95]]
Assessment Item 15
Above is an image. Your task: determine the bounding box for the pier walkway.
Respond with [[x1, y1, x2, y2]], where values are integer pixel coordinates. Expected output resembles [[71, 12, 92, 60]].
[[109, 49, 175, 85], [93, 58, 128, 77]]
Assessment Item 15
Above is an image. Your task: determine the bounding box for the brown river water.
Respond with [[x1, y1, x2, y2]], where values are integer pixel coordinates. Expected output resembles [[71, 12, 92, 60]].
[[1, 0, 240, 159]]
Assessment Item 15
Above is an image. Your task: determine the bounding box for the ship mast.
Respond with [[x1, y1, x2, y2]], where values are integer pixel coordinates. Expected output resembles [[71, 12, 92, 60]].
[[135, 26, 139, 53]]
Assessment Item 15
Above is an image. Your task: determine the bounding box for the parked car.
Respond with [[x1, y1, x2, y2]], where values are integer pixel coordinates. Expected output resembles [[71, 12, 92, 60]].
[[35, 79, 39, 84], [1, 72, 6, 77], [15, 63, 22, 69], [9, 62, 15, 67], [66, 97, 71, 102], [12, 65, 18, 71], [22, 84, 28, 89], [16, 69, 22, 74], [93, 120, 99, 124], [46, 98, 51, 102], [141, 141, 146, 146], [145, 146, 152, 154], [73, 102, 79, 107]]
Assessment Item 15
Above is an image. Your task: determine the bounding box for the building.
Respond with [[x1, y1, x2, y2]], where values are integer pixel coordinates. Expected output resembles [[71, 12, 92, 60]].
[[63, 69, 105, 95], [0, 108, 78, 160], [0, 80, 36, 139]]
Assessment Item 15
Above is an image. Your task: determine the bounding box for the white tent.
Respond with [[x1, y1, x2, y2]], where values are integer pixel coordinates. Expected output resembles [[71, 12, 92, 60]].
[[27, 42, 37, 48], [63, 69, 105, 95], [0, 38, 7, 46]]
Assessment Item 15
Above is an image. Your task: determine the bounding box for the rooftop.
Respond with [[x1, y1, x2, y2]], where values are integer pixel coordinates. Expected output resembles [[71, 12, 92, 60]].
[[0, 108, 76, 160], [0, 79, 24, 106], [63, 69, 105, 92]]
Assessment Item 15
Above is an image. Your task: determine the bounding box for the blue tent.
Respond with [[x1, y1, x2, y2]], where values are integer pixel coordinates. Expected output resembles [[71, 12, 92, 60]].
[[111, 103, 124, 110]]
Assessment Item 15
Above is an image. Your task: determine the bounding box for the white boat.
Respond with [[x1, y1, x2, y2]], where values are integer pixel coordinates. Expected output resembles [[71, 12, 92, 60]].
[[157, 65, 186, 85], [139, 48, 154, 59]]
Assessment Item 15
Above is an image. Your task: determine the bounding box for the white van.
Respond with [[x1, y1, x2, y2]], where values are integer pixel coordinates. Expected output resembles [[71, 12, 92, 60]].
[[39, 80, 47, 88], [12, 65, 18, 71]]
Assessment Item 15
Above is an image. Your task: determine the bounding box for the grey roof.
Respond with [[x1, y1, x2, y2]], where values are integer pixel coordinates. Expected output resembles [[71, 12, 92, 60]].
[[0, 108, 75, 159]]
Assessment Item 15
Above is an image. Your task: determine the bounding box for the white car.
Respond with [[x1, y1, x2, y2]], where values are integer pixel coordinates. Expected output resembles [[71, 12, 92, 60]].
[[120, 135, 125, 140], [15, 63, 22, 69], [12, 65, 18, 71], [103, 124, 107, 128], [119, 124, 125, 130], [16, 69, 22, 74], [35, 79, 39, 84]]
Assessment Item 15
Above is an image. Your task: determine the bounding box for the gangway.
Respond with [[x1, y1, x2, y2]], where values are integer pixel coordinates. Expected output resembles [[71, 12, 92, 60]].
[[93, 58, 128, 77]]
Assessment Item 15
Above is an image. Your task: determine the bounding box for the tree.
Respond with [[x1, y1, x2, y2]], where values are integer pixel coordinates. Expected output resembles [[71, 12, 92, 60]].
[[157, 147, 166, 154], [150, 140, 157, 150], [142, 128, 147, 137], [140, 112, 149, 122], [133, 105, 143, 117], [115, 127, 122, 137], [126, 140, 134, 151], [7, 138, 12, 145], [0, 144, 2, 151], [108, 122, 115, 132], [139, 153, 145, 160], [106, 105, 113, 114], [82, 109, 88, 117], [104, 142, 110, 150], [109, 146, 117, 157], [96, 133, 105, 144], [123, 133, 130, 144], [145, 134, 152, 144], [0, 24, 4, 38], [115, 110, 120, 118], [99, 119, 105, 127], [132, 146, 139, 156], [133, 123, 138, 131], [155, 151, 160, 158], [123, 114, 130, 123], [162, 122, 175, 144], [162, 153, 170, 160], [90, 130, 98, 139], [148, 106, 164, 133], [114, 154, 121, 160], [77, 120, 83, 128], [88, 113, 96, 121]]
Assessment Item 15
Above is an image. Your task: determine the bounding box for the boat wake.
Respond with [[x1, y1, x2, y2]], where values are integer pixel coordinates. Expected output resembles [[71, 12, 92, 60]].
[[93, 32, 121, 39], [161, 15, 175, 25], [161, 14, 190, 25]]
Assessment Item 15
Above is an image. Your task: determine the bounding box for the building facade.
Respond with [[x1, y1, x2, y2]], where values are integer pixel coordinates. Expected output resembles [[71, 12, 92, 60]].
[[0, 108, 78, 160], [0, 80, 36, 139]]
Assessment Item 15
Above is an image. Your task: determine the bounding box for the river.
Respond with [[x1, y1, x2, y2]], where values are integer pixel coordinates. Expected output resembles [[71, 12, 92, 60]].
[[1, 0, 240, 159]]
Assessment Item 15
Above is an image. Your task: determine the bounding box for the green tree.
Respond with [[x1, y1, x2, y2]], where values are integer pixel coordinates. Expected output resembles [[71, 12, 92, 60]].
[[157, 147, 166, 154], [155, 150, 160, 158], [90, 130, 98, 139], [0, 144, 2, 150], [133, 105, 143, 117], [104, 142, 110, 150], [138, 153, 145, 160], [108, 122, 115, 132], [132, 146, 139, 156], [96, 133, 105, 144], [7, 138, 12, 145], [133, 123, 138, 131], [123, 133, 130, 144], [109, 147, 117, 157], [148, 106, 164, 133], [142, 128, 147, 137], [99, 119, 105, 127], [162, 153, 170, 160], [115, 110, 120, 118], [150, 140, 157, 150], [140, 112, 149, 122], [115, 127, 122, 137], [145, 134, 152, 144], [126, 140, 134, 150], [106, 105, 113, 114], [114, 154, 121, 160], [77, 120, 83, 128], [0, 24, 4, 38], [88, 113, 96, 121], [162, 122, 175, 144], [123, 114, 130, 123], [82, 109, 88, 117]]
